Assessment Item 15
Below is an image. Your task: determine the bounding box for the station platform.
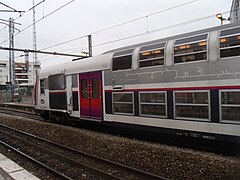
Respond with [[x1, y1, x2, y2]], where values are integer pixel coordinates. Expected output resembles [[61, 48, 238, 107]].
[[0, 153, 39, 180], [0, 103, 35, 113]]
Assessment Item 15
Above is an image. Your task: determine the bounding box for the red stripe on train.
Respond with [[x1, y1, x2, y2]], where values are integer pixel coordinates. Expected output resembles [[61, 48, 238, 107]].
[[49, 91, 66, 94], [105, 85, 240, 92]]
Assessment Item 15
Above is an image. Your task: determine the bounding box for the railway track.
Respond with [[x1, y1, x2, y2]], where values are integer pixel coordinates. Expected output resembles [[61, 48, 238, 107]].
[[0, 123, 168, 180], [0, 107, 42, 121], [0, 106, 239, 156]]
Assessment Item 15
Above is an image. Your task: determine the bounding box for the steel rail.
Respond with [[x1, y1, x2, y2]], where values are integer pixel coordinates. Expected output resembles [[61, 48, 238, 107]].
[[0, 123, 168, 180], [0, 140, 72, 180], [0, 108, 38, 121], [0, 129, 121, 179]]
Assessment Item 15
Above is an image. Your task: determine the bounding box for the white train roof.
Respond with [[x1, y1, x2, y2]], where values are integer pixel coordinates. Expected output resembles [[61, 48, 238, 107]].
[[39, 53, 113, 78]]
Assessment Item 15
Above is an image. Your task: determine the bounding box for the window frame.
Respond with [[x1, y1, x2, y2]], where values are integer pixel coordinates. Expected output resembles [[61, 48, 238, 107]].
[[173, 90, 210, 121], [219, 27, 240, 59], [48, 73, 66, 90], [71, 74, 78, 88], [112, 92, 134, 115], [219, 89, 240, 124], [138, 42, 166, 69], [112, 49, 133, 71], [40, 79, 45, 95], [91, 78, 100, 99], [174, 34, 209, 64], [139, 91, 167, 118]]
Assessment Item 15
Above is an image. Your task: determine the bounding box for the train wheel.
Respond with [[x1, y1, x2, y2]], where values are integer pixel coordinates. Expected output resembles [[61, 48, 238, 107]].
[[59, 113, 69, 125], [40, 110, 49, 120]]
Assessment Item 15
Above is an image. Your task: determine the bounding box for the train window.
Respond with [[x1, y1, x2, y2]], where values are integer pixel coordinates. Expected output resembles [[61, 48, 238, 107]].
[[72, 74, 78, 88], [174, 91, 209, 120], [40, 79, 45, 94], [220, 91, 240, 122], [49, 74, 65, 90], [174, 34, 208, 64], [92, 78, 100, 98], [112, 49, 133, 71], [72, 92, 79, 111], [139, 92, 166, 117], [220, 27, 240, 58], [112, 92, 134, 115], [81, 79, 88, 98], [139, 42, 165, 68]]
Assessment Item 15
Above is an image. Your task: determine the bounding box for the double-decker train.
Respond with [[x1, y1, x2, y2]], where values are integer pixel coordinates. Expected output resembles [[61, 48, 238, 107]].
[[35, 23, 240, 145]]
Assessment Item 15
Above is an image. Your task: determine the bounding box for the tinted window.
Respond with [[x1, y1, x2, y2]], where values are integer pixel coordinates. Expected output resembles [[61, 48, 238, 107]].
[[113, 93, 134, 115], [72, 74, 78, 88], [139, 43, 165, 68], [112, 55, 132, 71], [175, 34, 208, 45], [220, 35, 240, 58], [49, 74, 65, 90], [220, 27, 240, 36], [81, 79, 88, 98], [174, 91, 209, 120], [221, 91, 240, 122], [40, 79, 45, 94], [140, 42, 165, 52], [92, 78, 100, 98], [174, 35, 208, 64], [140, 92, 166, 117], [112, 49, 133, 71]]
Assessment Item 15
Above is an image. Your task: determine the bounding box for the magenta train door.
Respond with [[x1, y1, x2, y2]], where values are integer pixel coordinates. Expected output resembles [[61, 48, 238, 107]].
[[79, 71, 103, 121]]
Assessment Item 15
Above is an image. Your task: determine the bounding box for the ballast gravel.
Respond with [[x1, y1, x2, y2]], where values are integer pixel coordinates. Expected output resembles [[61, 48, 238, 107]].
[[0, 113, 239, 180]]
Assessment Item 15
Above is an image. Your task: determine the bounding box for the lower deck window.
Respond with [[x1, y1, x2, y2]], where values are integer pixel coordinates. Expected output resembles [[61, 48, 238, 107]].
[[140, 92, 166, 117], [113, 92, 133, 115], [221, 91, 240, 122], [174, 91, 209, 120]]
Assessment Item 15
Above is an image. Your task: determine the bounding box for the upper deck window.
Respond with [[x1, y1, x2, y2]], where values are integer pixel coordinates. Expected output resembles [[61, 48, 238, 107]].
[[220, 27, 240, 58], [174, 34, 208, 64], [139, 42, 165, 68], [112, 49, 133, 71]]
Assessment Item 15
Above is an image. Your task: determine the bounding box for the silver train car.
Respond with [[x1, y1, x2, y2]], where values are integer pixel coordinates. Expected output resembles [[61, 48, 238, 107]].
[[35, 23, 240, 144]]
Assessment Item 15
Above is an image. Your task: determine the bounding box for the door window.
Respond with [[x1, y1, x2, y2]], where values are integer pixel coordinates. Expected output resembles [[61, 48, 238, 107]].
[[81, 79, 88, 98], [92, 78, 100, 98]]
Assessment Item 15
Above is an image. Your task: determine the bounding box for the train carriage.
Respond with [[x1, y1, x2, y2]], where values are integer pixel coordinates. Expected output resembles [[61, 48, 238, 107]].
[[35, 23, 240, 144]]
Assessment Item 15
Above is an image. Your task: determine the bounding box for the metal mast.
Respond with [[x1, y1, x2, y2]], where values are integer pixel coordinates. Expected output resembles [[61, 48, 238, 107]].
[[9, 18, 15, 85], [9, 17, 15, 101], [32, 0, 38, 77]]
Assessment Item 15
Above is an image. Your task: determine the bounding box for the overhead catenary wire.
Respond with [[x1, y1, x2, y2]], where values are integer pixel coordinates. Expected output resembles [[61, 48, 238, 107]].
[[0, 0, 45, 35], [0, 2, 24, 13], [0, 46, 88, 58], [40, 0, 200, 50], [0, 0, 76, 45], [38, 10, 230, 62], [94, 11, 230, 48]]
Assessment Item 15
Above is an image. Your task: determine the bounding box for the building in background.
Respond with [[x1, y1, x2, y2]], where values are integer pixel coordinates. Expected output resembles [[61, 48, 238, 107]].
[[0, 60, 40, 103], [0, 60, 38, 86], [230, 0, 240, 23], [0, 61, 8, 85]]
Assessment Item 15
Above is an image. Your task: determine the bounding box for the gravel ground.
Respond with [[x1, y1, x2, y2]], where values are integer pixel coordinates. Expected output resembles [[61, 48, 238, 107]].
[[0, 113, 239, 180]]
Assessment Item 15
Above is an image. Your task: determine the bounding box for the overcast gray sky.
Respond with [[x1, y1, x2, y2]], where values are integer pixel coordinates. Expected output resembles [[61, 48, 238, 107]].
[[0, 0, 233, 67]]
